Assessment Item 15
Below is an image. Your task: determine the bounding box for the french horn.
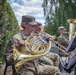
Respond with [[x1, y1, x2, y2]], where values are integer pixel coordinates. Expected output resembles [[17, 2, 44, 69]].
[[13, 33, 51, 73]]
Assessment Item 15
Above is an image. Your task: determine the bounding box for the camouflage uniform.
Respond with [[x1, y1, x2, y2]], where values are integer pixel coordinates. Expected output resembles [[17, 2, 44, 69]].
[[58, 26, 69, 48], [4, 15, 60, 75], [40, 52, 60, 66], [58, 35, 69, 48], [46, 52, 60, 66], [5, 31, 60, 75]]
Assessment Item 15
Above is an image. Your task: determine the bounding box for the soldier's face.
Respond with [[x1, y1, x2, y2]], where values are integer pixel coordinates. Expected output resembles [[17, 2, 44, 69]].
[[22, 23, 35, 35], [33, 26, 41, 33], [60, 29, 67, 34], [41, 27, 46, 32], [22, 22, 41, 34]]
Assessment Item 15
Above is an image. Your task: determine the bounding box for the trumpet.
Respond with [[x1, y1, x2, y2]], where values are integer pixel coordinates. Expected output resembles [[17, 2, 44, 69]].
[[44, 32, 69, 56], [49, 37, 69, 56], [49, 36, 76, 57], [65, 32, 75, 34]]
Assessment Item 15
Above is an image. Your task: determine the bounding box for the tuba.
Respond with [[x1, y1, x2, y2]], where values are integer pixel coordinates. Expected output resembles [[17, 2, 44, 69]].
[[67, 19, 76, 40], [13, 33, 51, 73]]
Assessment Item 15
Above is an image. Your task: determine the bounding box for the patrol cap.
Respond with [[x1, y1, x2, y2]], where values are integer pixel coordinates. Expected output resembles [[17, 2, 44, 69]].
[[59, 26, 66, 30], [36, 22, 42, 28], [22, 15, 37, 25]]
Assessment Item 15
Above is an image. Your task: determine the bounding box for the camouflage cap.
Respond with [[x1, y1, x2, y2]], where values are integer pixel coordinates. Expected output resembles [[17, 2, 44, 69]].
[[22, 15, 37, 25], [59, 26, 66, 30], [36, 22, 42, 28]]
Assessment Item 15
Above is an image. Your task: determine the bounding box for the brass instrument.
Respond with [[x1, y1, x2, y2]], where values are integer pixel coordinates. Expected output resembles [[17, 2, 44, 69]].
[[44, 32, 69, 55], [67, 19, 76, 40], [51, 39, 69, 55], [13, 33, 51, 73], [50, 19, 76, 55], [65, 32, 75, 34], [65, 19, 76, 57]]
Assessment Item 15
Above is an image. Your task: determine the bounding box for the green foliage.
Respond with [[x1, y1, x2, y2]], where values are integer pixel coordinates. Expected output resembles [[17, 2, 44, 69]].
[[0, 0, 19, 64], [42, 0, 76, 37]]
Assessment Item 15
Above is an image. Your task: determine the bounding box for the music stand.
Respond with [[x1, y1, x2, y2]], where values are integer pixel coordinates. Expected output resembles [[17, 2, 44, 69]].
[[65, 36, 76, 52]]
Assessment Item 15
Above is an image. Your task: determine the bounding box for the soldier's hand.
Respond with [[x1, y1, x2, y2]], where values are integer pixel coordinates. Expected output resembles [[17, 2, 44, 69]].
[[19, 40, 25, 45]]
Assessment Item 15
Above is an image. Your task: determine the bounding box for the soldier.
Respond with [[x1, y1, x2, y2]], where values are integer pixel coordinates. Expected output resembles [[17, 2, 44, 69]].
[[58, 26, 76, 73], [34, 24, 60, 67], [4, 15, 60, 75], [58, 26, 69, 48]]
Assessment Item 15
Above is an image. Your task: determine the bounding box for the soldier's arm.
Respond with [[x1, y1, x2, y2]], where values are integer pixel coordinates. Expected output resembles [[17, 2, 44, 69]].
[[58, 36, 69, 46], [39, 56, 53, 65], [4, 38, 20, 62], [61, 37, 69, 45]]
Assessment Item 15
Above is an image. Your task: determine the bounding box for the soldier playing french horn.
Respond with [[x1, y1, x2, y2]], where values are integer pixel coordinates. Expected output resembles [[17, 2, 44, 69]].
[[4, 15, 60, 75]]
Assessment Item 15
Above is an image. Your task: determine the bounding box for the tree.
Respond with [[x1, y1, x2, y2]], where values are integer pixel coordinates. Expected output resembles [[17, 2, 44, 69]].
[[0, 0, 19, 64], [42, 0, 76, 36]]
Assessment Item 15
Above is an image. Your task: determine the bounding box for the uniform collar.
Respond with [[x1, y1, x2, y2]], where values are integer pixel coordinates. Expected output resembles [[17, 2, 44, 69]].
[[20, 31, 30, 40]]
